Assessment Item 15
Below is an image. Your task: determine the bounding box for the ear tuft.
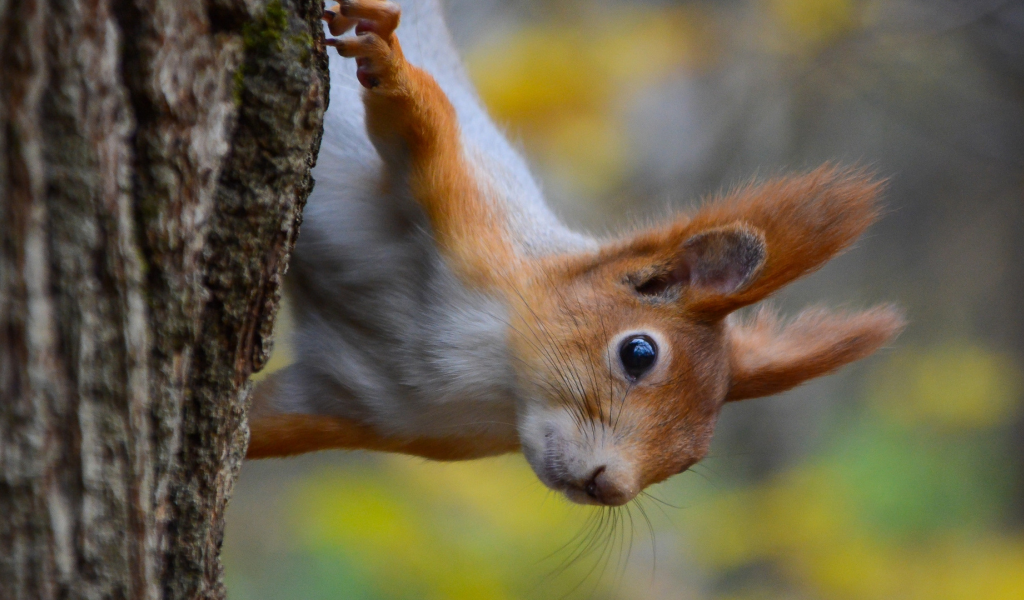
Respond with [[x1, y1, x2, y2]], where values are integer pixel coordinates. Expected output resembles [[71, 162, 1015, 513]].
[[688, 165, 885, 315], [684, 226, 766, 295], [598, 165, 885, 314], [726, 304, 906, 401]]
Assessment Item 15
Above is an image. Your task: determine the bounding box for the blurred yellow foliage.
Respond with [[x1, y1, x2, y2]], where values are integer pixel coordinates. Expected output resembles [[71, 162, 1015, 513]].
[[686, 464, 1024, 600], [468, 9, 707, 124], [680, 343, 1024, 599], [289, 455, 625, 599], [537, 113, 628, 196], [466, 7, 711, 195], [768, 0, 860, 48], [294, 463, 514, 599], [869, 344, 1022, 430]]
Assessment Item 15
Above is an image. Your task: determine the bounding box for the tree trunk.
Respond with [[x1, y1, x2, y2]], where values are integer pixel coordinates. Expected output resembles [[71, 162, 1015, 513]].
[[0, 0, 327, 598]]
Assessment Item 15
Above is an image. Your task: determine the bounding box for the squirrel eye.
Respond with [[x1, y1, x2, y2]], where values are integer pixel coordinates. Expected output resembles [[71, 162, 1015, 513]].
[[619, 335, 658, 379]]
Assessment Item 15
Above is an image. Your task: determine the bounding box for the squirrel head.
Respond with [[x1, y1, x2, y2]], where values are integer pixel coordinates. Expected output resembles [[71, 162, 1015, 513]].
[[508, 166, 905, 506]]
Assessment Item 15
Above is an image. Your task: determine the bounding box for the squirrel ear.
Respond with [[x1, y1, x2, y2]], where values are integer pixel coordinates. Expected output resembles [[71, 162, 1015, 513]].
[[631, 225, 766, 300], [681, 226, 766, 296], [725, 305, 906, 401]]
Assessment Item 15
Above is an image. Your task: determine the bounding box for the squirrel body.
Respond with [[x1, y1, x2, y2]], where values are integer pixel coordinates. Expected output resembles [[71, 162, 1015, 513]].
[[257, 0, 592, 454], [250, 0, 904, 506]]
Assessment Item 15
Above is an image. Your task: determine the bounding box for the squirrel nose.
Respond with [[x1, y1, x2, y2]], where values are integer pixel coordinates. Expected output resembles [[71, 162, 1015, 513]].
[[583, 466, 632, 506]]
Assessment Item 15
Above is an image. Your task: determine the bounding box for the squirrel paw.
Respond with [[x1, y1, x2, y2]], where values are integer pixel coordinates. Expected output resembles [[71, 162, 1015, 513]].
[[322, 3, 357, 36], [324, 0, 404, 90]]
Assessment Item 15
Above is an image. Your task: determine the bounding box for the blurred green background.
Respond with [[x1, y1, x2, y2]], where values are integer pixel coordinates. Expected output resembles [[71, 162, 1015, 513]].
[[225, 0, 1024, 598]]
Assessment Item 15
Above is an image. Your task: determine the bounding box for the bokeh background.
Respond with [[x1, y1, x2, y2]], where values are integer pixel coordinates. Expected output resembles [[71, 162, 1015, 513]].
[[224, 0, 1024, 598]]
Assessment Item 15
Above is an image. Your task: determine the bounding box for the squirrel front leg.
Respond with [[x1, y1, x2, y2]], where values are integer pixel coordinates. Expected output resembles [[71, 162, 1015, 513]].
[[325, 0, 515, 288]]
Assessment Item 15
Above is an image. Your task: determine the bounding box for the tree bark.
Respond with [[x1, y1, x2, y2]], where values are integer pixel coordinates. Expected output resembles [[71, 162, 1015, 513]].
[[0, 0, 327, 598]]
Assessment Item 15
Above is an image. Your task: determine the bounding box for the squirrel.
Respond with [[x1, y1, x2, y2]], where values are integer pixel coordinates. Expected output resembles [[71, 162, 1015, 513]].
[[247, 0, 905, 507]]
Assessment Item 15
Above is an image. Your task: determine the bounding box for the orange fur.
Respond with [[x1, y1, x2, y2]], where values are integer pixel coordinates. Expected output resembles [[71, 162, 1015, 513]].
[[726, 305, 906, 401], [248, 375, 518, 460], [247, 413, 519, 460], [332, 6, 517, 290]]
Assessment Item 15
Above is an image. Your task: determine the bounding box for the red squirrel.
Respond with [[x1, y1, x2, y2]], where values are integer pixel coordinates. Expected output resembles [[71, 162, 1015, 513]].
[[248, 0, 904, 507]]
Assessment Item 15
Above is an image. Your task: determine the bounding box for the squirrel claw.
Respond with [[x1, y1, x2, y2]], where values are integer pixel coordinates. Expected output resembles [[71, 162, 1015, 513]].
[[323, 3, 357, 36], [336, 0, 400, 38]]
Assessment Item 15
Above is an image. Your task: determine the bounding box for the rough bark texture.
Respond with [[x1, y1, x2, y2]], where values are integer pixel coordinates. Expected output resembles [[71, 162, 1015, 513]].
[[0, 0, 327, 597]]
